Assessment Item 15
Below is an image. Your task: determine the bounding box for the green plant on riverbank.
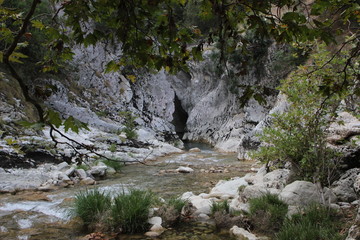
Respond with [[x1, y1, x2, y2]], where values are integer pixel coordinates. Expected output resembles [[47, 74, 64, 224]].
[[72, 189, 112, 229], [100, 159, 123, 172], [276, 204, 343, 240], [119, 111, 138, 140], [211, 200, 230, 215], [158, 197, 188, 227], [251, 45, 358, 185], [72, 188, 155, 233], [111, 189, 155, 233], [249, 193, 288, 234]]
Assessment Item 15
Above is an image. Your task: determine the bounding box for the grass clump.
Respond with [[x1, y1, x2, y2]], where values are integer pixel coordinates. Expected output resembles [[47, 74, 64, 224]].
[[158, 197, 188, 227], [76, 164, 90, 171], [276, 204, 343, 240], [101, 159, 123, 172], [72, 189, 112, 229], [211, 200, 230, 215], [111, 189, 155, 233], [249, 193, 288, 233], [167, 197, 187, 213]]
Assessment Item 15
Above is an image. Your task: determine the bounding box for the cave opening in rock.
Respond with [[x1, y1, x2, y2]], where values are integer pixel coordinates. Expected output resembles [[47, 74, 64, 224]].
[[172, 94, 188, 139]]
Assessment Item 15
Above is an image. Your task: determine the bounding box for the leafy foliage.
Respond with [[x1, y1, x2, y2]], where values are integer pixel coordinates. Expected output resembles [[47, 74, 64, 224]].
[[119, 111, 138, 140], [251, 45, 359, 185], [276, 204, 343, 240]]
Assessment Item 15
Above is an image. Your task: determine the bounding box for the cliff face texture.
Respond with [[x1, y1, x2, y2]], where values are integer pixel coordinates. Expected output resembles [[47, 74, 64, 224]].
[[0, 41, 292, 157]]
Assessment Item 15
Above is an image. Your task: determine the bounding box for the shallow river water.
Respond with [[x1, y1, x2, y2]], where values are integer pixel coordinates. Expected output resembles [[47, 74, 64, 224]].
[[0, 143, 256, 240]]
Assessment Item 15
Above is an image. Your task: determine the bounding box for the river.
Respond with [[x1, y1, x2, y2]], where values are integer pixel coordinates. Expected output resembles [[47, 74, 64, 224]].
[[0, 143, 256, 240]]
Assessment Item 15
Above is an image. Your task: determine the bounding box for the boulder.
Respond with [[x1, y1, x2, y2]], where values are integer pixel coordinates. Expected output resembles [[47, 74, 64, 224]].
[[209, 177, 248, 198], [57, 162, 70, 171], [331, 168, 360, 202], [75, 169, 87, 179], [90, 165, 107, 177], [229, 198, 250, 213], [176, 166, 194, 173], [187, 195, 213, 215], [65, 167, 75, 177], [262, 169, 290, 189], [148, 216, 162, 226], [144, 231, 162, 237], [150, 224, 164, 232], [241, 184, 280, 202], [80, 177, 96, 185], [230, 226, 258, 240], [279, 181, 321, 206], [189, 147, 201, 152]]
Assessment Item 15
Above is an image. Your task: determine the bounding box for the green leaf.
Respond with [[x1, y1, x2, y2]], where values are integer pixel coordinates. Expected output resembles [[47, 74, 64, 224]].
[[105, 60, 121, 73], [9, 51, 28, 63], [254, 93, 267, 105], [31, 20, 45, 30], [64, 116, 89, 133], [46, 110, 62, 128]]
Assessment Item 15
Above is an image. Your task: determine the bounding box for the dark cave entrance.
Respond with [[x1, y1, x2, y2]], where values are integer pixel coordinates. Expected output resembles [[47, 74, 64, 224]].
[[171, 94, 188, 139]]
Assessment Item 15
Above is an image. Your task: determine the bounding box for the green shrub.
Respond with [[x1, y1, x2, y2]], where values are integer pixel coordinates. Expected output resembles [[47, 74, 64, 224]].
[[119, 111, 138, 140], [251, 45, 358, 185], [101, 159, 123, 172], [111, 189, 155, 233], [108, 143, 117, 152], [276, 204, 343, 240], [249, 193, 288, 233], [211, 200, 230, 215], [72, 189, 112, 227]]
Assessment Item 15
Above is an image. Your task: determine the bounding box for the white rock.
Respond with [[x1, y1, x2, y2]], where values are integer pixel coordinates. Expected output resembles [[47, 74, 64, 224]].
[[189, 147, 201, 152], [262, 169, 290, 189], [144, 231, 161, 237], [90, 165, 107, 177], [58, 173, 71, 181], [75, 169, 87, 179], [176, 166, 194, 173], [80, 177, 96, 185], [107, 167, 116, 174], [150, 224, 164, 232], [209, 177, 248, 198], [188, 195, 213, 215], [229, 198, 250, 213], [230, 226, 258, 240], [242, 184, 280, 201], [279, 181, 321, 206], [65, 167, 75, 177], [197, 213, 210, 221], [181, 192, 195, 200], [148, 216, 162, 226], [199, 193, 211, 199], [57, 162, 69, 171]]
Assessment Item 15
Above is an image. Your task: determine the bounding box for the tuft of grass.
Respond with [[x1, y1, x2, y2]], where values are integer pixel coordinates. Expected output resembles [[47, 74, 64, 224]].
[[167, 197, 187, 213], [72, 189, 112, 228], [111, 189, 155, 233], [276, 204, 344, 240], [158, 196, 188, 227], [211, 200, 230, 215], [101, 159, 123, 172], [249, 193, 288, 233], [76, 164, 90, 171]]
